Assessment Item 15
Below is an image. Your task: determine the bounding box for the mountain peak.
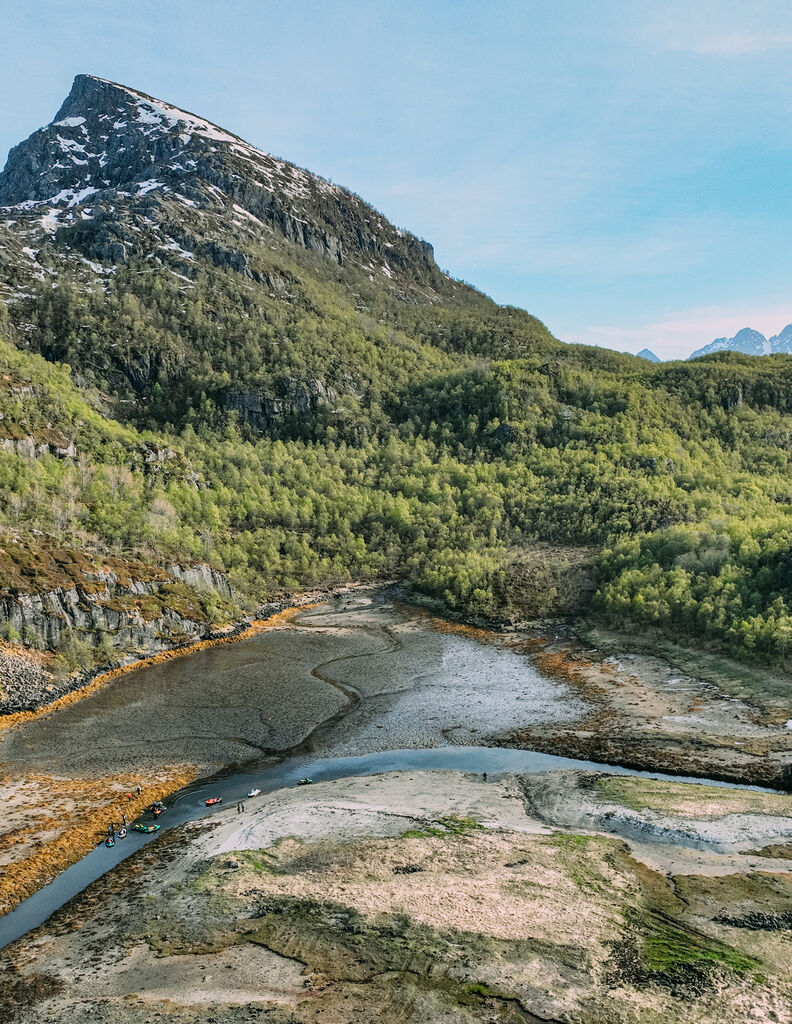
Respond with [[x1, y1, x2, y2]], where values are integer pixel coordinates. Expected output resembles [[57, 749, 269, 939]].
[[636, 348, 660, 363], [0, 72, 337, 207], [53, 74, 253, 151], [768, 323, 792, 349], [0, 74, 442, 291], [688, 327, 769, 360]]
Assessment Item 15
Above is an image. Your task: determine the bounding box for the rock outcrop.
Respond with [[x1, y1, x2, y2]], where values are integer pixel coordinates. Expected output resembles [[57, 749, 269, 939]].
[[0, 645, 55, 714], [221, 378, 339, 429], [0, 533, 238, 662]]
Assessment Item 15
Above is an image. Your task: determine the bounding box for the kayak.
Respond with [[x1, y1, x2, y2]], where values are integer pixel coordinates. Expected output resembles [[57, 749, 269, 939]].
[[297, 778, 313, 786], [132, 823, 160, 834], [247, 788, 261, 798], [205, 797, 222, 806]]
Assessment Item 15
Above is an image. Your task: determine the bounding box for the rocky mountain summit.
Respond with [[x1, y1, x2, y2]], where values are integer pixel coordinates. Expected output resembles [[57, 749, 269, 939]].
[[0, 74, 487, 432], [0, 74, 444, 293], [689, 324, 792, 360]]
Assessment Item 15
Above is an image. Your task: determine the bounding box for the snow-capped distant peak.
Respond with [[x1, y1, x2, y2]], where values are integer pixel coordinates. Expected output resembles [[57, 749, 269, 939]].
[[688, 324, 792, 360], [768, 323, 792, 353], [689, 327, 770, 360]]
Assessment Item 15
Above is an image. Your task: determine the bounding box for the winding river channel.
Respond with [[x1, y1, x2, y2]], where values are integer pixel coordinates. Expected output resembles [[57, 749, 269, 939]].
[[0, 592, 779, 948]]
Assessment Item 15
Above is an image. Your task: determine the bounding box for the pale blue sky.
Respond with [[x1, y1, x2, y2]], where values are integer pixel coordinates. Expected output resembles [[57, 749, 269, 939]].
[[2, 1, 791, 358]]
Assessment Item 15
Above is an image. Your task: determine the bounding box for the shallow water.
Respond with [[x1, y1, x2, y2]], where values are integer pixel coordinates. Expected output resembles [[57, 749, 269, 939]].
[[0, 594, 780, 949], [0, 743, 775, 949]]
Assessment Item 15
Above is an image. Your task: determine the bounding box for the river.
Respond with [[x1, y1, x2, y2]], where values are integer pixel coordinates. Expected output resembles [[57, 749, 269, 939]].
[[0, 591, 781, 948]]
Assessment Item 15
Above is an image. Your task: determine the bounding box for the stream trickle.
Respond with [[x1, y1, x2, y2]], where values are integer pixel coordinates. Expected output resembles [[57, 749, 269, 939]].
[[0, 742, 775, 949], [0, 595, 782, 949]]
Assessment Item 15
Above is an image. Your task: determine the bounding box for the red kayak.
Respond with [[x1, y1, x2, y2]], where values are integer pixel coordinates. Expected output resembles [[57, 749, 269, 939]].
[[205, 797, 222, 806]]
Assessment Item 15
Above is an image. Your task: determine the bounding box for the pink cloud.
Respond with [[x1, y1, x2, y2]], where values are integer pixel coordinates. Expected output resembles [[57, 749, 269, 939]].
[[563, 305, 792, 360]]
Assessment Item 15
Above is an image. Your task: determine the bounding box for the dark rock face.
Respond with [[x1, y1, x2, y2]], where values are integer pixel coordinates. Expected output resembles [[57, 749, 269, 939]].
[[0, 647, 54, 713], [0, 74, 440, 285], [0, 561, 234, 661], [221, 379, 339, 429], [715, 911, 792, 931]]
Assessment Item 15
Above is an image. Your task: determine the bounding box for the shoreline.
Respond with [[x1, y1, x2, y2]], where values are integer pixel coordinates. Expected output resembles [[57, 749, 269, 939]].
[[4, 768, 792, 1023], [0, 582, 386, 735], [0, 585, 381, 916], [0, 764, 199, 916], [1, 588, 790, 923]]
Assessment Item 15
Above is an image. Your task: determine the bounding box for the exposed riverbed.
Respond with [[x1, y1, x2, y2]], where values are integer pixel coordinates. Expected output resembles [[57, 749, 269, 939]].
[[0, 594, 585, 777], [2, 590, 792, 1023]]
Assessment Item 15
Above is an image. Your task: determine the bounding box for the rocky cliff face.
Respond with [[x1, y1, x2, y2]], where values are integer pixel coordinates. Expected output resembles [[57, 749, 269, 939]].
[[221, 378, 339, 429], [0, 74, 442, 289], [0, 533, 239, 670]]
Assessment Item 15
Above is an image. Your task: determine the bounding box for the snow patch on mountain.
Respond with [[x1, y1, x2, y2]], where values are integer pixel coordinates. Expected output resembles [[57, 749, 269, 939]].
[[0, 73, 442, 293], [689, 325, 792, 360]]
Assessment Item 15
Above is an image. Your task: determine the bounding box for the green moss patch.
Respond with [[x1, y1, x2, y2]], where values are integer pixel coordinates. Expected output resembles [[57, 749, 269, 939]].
[[593, 775, 792, 820], [640, 910, 759, 977], [402, 815, 484, 839]]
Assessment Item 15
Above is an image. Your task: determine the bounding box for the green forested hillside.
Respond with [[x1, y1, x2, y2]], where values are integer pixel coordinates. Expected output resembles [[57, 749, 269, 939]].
[[2, 74, 792, 669], [4, 271, 792, 663]]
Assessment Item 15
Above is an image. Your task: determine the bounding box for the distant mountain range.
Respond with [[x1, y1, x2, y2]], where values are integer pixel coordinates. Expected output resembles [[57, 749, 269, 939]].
[[688, 325, 792, 360], [630, 327, 792, 364]]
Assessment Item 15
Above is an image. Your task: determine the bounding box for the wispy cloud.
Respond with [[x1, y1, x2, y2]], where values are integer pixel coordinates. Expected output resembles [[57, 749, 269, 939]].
[[670, 31, 792, 55], [565, 305, 792, 360]]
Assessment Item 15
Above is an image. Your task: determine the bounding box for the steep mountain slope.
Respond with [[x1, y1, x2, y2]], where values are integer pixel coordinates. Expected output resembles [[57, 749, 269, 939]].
[[0, 75, 559, 431], [2, 76, 792, 674], [636, 348, 660, 362]]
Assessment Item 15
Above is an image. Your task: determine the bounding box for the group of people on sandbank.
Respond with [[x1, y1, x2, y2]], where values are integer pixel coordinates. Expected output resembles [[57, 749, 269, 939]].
[[99, 776, 317, 850], [103, 785, 164, 847]]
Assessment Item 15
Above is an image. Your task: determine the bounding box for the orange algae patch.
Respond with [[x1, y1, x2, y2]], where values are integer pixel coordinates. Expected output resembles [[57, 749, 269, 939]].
[[0, 602, 318, 736], [424, 612, 504, 646], [529, 647, 593, 686], [0, 765, 198, 915]]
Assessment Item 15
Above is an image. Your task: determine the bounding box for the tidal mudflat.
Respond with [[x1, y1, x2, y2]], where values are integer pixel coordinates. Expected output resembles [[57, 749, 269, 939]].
[[2, 590, 791, 1023], [0, 591, 584, 915], [3, 770, 792, 1023]]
